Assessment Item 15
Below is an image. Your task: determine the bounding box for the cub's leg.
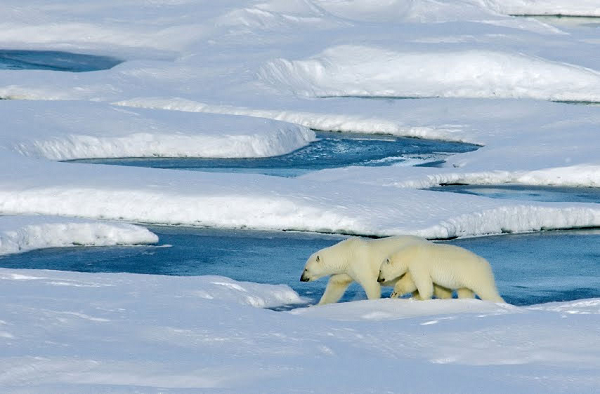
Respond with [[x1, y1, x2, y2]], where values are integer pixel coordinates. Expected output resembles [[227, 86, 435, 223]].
[[391, 273, 417, 298], [318, 274, 353, 305]]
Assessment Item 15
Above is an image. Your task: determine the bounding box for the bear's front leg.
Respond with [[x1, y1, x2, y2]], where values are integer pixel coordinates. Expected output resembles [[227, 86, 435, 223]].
[[363, 280, 382, 300], [318, 274, 353, 305], [355, 273, 382, 300], [410, 268, 434, 300]]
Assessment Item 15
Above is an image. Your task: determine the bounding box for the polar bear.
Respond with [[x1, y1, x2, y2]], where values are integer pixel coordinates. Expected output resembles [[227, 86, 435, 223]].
[[377, 243, 504, 303], [300, 235, 452, 305]]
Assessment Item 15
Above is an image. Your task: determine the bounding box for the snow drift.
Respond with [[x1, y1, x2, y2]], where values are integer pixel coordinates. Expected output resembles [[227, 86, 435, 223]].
[[260, 46, 600, 102], [0, 215, 157, 255]]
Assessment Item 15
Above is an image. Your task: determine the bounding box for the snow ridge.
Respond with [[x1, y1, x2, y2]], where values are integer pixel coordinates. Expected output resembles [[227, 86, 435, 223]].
[[260, 46, 600, 102], [0, 215, 158, 256]]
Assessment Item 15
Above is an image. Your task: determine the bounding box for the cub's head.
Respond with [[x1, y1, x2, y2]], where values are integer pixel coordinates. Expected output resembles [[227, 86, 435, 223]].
[[300, 251, 326, 282], [377, 254, 405, 283]]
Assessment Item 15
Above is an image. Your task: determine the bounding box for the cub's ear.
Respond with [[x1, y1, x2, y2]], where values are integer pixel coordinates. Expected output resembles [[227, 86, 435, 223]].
[[316, 255, 320, 263]]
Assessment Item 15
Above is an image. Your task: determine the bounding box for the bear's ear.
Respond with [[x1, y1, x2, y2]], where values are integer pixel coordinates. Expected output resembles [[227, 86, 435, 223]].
[[316, 255, 320, 263]]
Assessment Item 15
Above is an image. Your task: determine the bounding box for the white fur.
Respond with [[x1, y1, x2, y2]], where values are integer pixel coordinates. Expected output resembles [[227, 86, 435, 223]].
[[379, 243, 505, 303], [301, 235, 431, 305]]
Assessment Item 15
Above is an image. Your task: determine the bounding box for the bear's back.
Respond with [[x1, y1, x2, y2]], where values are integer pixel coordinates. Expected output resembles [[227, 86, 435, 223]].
[[371, 235, 426, 254], [365, 236, 428, 272], [426, 244, 491, 270]]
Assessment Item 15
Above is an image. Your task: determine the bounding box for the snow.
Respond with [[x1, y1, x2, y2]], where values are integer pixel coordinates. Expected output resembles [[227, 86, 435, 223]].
[[3, 99, 600, 238], [0, 215, 157, 256], [1, 0, 600, 392], [0, 0, 599, 236], [1, 269, 599, 393], [1, 149, 599, 238], [259, 46, 600, 101], [486, 0, 600, 17], [0, 100, 314, 160]]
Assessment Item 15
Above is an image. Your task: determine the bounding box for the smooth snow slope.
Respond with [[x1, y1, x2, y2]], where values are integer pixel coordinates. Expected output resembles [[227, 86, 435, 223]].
[[0, 269, 599, 394]]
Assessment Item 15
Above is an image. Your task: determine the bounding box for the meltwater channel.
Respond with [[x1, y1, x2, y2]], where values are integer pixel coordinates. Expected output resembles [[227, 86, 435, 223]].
[[1, 226, 599, 307], [74, 131, 478, 177], [0, 50, 121, 72]]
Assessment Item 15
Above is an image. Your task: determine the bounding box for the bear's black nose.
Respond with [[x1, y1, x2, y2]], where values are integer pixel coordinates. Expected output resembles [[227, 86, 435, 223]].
[[300, 272, 309, 282], [377, 276, 385, 283]]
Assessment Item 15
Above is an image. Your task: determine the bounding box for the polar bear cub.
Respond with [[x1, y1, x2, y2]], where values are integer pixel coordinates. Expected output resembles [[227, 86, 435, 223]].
[[300, 235, 451, 305], [378, 243, 505, 303]]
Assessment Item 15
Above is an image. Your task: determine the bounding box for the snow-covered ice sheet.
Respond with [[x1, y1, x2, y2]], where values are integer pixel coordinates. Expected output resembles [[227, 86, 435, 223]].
[[486, 0, 600, 17], [0, 268, 599, 394], [121, 96, 600, 170], [2, 98, 600, 238], [1, 150, 599, 238], [0, 1, 599, 393], [259, 46, 600, 101], [1, 0, 600, 104], [0, 1, 598, 238], [0, 101, 314, 160], [0, 215, 157, 256], [313, 0, 600, 20]]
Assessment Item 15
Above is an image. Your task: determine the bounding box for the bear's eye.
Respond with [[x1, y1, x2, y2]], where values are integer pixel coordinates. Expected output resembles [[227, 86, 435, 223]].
[[386, 258, 390, 264], [316, 255, 320, 262]]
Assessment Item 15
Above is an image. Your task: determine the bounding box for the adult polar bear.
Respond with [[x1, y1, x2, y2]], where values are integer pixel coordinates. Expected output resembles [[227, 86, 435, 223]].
[[378, 243, 505, 303], [300, 235, 452, 305]]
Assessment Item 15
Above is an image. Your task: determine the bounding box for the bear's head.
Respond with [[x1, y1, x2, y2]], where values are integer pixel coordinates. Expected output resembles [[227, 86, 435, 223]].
[[301, 238, 355, 282], [377, 254, 407, 283], [300, 251, 326, 282]]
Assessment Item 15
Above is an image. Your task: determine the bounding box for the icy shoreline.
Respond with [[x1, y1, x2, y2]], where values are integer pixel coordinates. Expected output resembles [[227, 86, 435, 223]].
[[0, 148, 597, 238], [0, 215, 158, 256], [0, 101, 315, 160]]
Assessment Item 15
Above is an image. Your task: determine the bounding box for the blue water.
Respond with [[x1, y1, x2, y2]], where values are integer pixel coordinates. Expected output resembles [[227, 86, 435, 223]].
[[0, 50, 121, 72], [72, 131, 478, 177], [1, 226, 598, 307], [429, 184, 600, 204]]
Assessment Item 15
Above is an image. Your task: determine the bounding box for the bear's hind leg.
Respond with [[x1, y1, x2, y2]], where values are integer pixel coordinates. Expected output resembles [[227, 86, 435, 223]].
[[318, 274, 353, 305], [456, 288, 475, 299], [472, 285, 505, 303], [433, 285, 453, 299]]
